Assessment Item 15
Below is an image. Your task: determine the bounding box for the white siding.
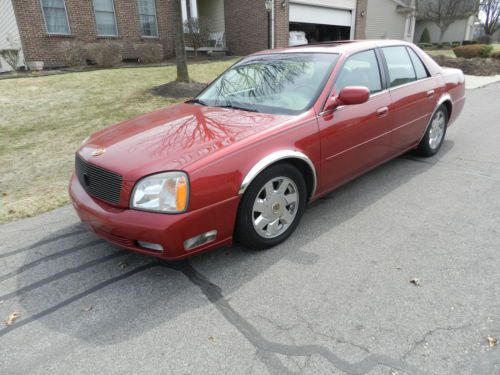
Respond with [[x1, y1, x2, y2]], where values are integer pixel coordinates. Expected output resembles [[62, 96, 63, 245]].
[[0, 0, 24, 72], [198, 0, 225, 33], [414, 19, 470, 43], [365, 0, 407, 40]]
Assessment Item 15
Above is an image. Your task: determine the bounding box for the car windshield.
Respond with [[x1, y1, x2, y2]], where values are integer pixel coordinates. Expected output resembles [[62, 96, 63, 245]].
[[194, 53, 339, 115]]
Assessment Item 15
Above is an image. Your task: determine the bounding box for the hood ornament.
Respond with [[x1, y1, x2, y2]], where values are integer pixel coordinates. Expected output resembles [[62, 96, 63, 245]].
[[92, 148, 106, 157]]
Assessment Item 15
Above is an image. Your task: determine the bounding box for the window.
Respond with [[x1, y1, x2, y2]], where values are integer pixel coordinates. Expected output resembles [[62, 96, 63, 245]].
[[335, 50, 382, 94], [407, 47, 429, 80], [40, 0, 70, 35], [93, 0, 118, 36], [137, 0, 158, 37], [382, 46, 416, 88]]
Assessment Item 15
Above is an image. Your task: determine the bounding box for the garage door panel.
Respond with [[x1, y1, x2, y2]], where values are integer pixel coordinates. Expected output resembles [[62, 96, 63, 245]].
[[289, 3, 352, 27]]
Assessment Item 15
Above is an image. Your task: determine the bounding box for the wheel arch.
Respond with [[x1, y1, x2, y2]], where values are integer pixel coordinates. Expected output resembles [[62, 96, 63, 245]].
[[238, 150, 317, 202], [419, 93, 452, 143]]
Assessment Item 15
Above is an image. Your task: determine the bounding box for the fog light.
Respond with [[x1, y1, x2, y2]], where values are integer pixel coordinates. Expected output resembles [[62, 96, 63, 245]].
[[184, 230, 217, 251], [137, 241, 163, 252]]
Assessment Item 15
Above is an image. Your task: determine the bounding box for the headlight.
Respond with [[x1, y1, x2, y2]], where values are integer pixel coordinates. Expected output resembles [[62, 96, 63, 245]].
[[130, 172, 189, 213]]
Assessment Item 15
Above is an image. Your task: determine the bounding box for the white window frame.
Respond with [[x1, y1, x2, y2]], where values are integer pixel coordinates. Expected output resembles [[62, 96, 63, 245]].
[[137, 0, 159, 38], [40, 0, 71, 35], [92, 0, 119, 37]]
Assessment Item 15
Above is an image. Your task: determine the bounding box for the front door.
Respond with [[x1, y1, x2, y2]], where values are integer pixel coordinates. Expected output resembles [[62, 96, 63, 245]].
[[317, 49, 394, 193]]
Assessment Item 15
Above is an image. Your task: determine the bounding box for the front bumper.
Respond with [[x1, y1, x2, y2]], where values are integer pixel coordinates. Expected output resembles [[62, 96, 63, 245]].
[[69, 174, 239, 260]]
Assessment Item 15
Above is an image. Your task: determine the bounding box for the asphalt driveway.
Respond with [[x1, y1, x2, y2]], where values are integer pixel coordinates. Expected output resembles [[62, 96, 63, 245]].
[[1, 83, 499, 375]]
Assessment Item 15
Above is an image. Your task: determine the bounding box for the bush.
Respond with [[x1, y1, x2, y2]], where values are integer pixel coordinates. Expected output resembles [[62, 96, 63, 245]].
[[453, 44, 493, 58], [491, 51, 500, 60], [479, 45, 494, 58], [183, 17, 210, 56], [60, 41, 85, 67], [419, 27, 431, 44], [134, 43, 164, 64], [476, 35, 492, 45], [0, 49, 19, 70], [462, 40, 478, 45], [451, 41, 461, 48], [88, 41, 123, 68]]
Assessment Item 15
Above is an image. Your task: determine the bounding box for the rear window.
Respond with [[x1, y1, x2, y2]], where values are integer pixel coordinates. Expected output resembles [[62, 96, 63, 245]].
[[382, 46, 416, 88], [407, 47, 429, 80]]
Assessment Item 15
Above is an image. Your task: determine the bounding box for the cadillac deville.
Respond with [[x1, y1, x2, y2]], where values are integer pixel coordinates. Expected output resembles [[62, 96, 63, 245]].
[[70, 40, 465, 260]]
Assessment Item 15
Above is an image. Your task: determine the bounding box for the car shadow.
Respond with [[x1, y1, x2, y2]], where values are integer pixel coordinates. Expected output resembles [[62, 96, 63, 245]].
[[5, 141, 454, 345]]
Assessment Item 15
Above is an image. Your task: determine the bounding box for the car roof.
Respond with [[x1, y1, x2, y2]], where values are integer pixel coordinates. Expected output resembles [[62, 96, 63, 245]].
[[252, 40, 415, 56]]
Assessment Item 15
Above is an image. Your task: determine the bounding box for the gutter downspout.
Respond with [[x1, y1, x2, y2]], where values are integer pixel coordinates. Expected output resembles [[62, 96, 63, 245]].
[[271, 0, 275, 49]]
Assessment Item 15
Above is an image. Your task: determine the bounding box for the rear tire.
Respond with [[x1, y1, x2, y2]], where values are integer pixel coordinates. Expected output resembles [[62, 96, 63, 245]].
[[235, 163, 307, 250], [416, 105, 448, 157]]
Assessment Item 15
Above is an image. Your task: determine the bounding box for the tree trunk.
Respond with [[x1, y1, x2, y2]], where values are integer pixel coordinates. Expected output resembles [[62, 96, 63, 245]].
[[174, 0, 189, 82]]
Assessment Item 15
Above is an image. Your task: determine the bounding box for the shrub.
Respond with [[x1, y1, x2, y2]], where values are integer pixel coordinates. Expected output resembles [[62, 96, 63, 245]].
[[451, 41, 461, 48], [60, 40, 85, 67], [419, 27, 431, 44], [0, 49, 19, 70], [491, 51, 500, 60], [479, 45, 493, 58], [453, 44, 492, 58], [476, 35, 492, 45], [462, 40, 478, 45], [134, 43, 164, 64], [183, 17, 210, 56], [88, 41, 123, 68]]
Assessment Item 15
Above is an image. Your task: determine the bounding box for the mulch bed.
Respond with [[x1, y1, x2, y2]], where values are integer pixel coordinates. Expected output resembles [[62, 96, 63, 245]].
[[150, 80, 207, 99], [431, 55, 500, 76]]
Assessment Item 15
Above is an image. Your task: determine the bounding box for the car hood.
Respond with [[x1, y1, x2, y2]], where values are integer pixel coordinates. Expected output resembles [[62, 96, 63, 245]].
[[78, 103, 294, 181]]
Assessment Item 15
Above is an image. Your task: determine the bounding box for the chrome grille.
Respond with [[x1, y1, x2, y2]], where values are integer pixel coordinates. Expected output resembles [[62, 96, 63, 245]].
[[75, 154, 122, 205]]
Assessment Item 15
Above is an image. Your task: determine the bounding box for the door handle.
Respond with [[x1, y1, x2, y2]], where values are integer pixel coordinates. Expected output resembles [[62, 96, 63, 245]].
[[427, 90, 435, 98], [376, 107, 389, 117]]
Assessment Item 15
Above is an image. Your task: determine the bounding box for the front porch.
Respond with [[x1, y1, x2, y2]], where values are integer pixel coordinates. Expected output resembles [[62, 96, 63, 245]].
[[182, 0, 228, 54]]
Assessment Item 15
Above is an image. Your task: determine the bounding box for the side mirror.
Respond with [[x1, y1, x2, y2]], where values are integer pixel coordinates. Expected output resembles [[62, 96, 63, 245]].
[[325, 86, 370, 112]]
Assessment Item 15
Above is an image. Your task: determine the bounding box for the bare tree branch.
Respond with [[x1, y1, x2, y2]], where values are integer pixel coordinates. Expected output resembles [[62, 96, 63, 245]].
[[480, 0, 500, 35], [418, 0, 479, 42]]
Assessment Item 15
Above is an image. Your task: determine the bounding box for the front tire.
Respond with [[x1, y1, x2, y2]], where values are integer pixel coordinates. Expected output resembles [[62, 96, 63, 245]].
[[417, 105, 448, 157], [235, 163, 307, 250]]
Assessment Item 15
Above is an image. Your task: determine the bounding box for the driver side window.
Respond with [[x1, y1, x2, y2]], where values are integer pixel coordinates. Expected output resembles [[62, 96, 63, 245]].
[[335, 50, 382, 94]]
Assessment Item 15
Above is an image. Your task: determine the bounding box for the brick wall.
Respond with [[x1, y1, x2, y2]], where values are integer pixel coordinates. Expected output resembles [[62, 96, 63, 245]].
[[12, 0, 176, 67], [223, 0, 269, 56], [355, 0, 367, 39]]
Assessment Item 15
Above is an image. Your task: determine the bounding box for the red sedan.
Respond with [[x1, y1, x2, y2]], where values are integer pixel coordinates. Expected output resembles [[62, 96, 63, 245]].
[[70, 40, 465, 260]]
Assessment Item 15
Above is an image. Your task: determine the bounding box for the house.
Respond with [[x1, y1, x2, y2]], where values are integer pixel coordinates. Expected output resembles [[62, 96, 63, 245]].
[[1, 0, 371, 72], [362, 0, 477, 44], [414, 16, 476, 43], [363, 0, 417, 41]]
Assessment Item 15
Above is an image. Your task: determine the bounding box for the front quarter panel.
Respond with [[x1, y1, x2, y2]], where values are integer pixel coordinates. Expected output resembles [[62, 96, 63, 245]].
[[186, 114, 321, 213]]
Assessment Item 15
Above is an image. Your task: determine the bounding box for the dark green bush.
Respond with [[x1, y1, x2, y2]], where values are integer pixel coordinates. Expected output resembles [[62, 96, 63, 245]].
[[491, 51, 500, 60], [462, 40, 478, 46], [419, 28, 431, 44]]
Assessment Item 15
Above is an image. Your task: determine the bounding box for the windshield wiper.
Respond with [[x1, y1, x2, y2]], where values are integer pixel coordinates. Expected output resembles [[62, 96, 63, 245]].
[[186, 98, 208, 106], [216, 103, 260, 113]]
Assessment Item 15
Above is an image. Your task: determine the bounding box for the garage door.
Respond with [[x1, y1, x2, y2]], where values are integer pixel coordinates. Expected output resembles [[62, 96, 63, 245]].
[[289, 3, 352, 27]]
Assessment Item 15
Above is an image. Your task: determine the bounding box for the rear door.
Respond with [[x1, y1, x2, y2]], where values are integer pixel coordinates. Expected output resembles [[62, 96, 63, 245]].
[[317, 49, 394, 192], [381, 46, 438, 152]]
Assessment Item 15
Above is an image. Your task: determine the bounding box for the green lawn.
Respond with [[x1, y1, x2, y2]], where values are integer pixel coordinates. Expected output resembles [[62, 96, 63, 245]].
[[0, 59, 237, 223]]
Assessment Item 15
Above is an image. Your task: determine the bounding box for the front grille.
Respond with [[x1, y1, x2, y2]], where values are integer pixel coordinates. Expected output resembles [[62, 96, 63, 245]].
[[75, 154, 123, 205]]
